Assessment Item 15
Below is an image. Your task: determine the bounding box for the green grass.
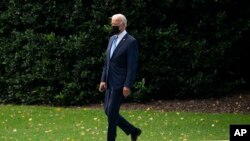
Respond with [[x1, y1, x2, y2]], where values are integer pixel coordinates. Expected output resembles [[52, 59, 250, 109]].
[[0, 105, 249, 141]]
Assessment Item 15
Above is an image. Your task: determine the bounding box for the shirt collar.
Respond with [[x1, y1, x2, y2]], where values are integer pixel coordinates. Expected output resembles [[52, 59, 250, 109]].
[[117, 30, 127, 39]]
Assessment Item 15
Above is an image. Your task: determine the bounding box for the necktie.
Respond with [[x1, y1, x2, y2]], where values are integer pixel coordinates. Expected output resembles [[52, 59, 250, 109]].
[[110, 36, 118, 58]]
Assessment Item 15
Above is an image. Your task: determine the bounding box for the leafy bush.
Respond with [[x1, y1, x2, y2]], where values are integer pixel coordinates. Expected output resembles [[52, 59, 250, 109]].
[[0, 0, 249, 105]]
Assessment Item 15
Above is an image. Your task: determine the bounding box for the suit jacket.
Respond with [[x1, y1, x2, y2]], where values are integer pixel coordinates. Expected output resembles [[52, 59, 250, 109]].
[[101, 33, 138, 90]]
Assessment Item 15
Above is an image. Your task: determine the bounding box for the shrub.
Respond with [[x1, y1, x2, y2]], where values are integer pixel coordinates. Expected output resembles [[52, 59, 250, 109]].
[[0, 0, 249, 105]]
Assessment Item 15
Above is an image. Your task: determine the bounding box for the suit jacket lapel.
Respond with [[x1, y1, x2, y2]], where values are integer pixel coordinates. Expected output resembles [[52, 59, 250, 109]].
[[110, 33, 128, 60], [107, 36, 116, 58]]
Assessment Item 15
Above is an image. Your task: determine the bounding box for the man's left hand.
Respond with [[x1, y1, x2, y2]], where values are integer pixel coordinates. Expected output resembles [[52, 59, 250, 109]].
[[123, 87, 131, 98]]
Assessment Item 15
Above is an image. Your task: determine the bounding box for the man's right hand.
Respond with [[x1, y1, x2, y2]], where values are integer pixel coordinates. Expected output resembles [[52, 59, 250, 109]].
[[99, 82, 107, 92]]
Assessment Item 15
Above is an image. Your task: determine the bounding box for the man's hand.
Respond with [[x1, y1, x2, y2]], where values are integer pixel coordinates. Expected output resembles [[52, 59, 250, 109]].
[[123, 87, 131, 98], [99, 82, 107, 92]]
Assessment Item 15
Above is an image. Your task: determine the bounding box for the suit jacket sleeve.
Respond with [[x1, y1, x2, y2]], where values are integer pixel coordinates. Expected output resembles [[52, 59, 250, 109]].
[[101, 37, 113, 82], [124, 39, 138, 88], [101, 58, 107, 82]]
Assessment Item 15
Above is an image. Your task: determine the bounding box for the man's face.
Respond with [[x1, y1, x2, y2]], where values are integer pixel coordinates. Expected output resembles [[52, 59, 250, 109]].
[[111, 18, 125, 32]]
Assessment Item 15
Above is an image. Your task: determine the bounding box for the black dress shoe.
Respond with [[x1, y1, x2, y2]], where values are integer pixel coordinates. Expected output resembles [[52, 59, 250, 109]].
[[131, 128, 142, 141]]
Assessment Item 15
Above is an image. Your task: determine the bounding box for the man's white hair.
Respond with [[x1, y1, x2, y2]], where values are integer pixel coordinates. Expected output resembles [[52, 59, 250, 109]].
[[112, 14, 127, 27]]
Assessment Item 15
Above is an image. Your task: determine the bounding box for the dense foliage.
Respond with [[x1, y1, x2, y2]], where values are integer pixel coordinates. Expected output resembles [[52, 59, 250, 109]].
[[0, 0, 249, 105]]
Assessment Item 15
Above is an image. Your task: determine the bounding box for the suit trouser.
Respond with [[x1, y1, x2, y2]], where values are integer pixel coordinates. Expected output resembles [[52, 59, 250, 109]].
[[104, 89, 136, 141]]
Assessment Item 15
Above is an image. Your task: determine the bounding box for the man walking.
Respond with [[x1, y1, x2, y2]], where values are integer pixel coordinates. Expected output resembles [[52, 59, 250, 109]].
[[99, 13, 142, 141]]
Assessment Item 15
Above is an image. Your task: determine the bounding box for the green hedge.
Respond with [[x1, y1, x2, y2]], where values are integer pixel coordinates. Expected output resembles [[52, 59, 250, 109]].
[[0, 0, 249, 105]]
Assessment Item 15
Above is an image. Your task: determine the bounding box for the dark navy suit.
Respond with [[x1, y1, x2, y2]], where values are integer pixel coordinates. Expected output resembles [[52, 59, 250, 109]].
[[101, 33, 138, 141]]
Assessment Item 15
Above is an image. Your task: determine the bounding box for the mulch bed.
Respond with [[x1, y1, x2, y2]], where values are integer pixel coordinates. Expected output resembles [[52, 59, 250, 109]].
[[84, 91, 250, 114]]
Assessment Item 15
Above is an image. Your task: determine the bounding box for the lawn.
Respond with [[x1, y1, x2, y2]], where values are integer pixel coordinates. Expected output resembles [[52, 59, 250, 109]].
[[0, 105, 249, 141]]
